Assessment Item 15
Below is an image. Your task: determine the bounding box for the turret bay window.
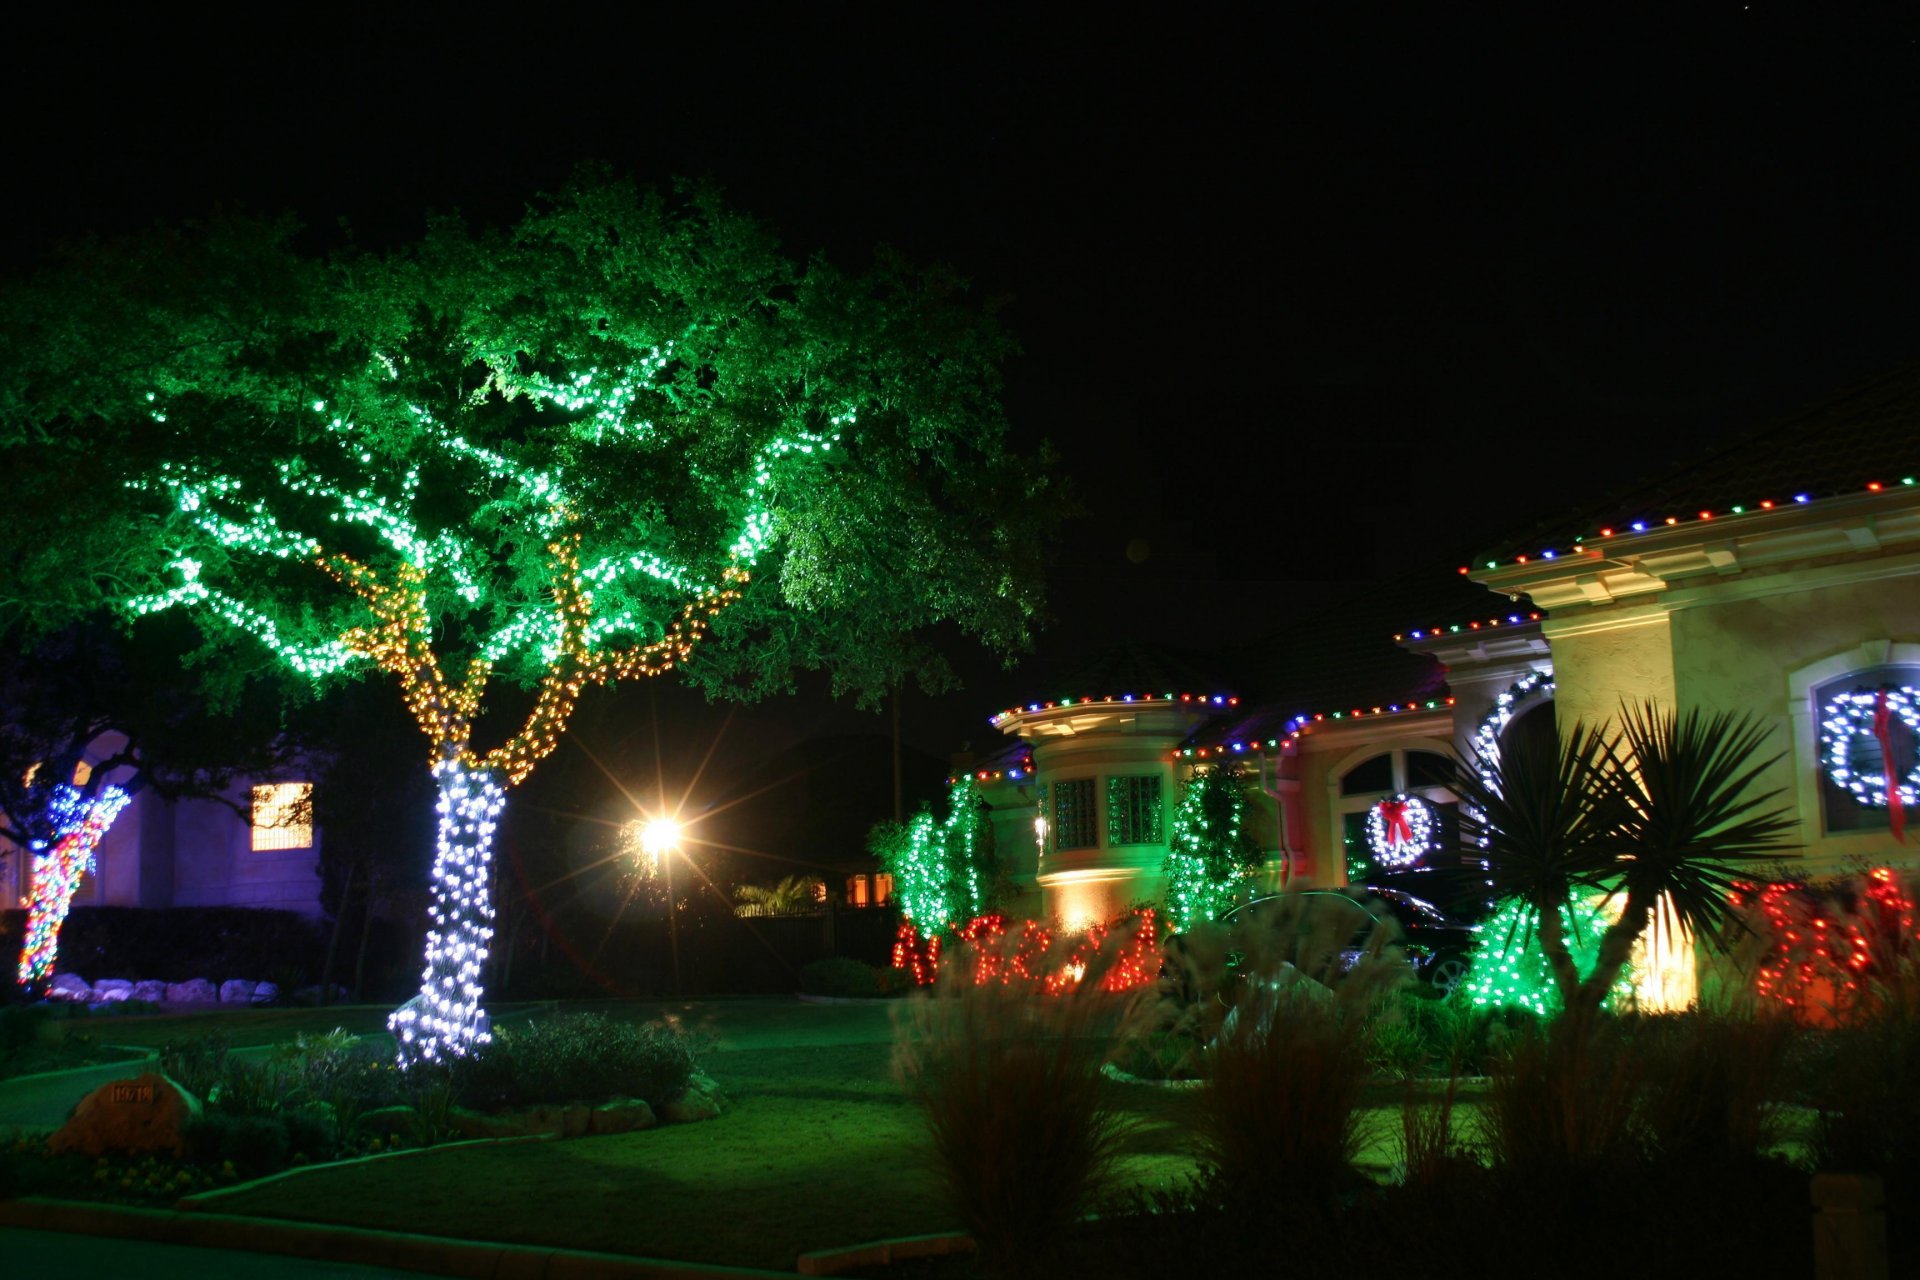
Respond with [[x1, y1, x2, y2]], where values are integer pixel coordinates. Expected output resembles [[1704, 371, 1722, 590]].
[[1106, 775, 1163, 845], [1052, 778, 1097, 851]]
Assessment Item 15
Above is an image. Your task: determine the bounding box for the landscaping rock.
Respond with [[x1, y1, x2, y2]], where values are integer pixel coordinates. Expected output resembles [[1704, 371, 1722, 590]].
[[293, 983, 350, 1005], [588, 1098, 657, 1135], [248, 981, 280, 1006], [219, 979, 257, 1004], [661, 1084, 722, 1124], [166, 978, 218, 1003], [354, 1105, 420, 1141], [131, 980, 168, 1003], [48, 1072, 201, 1157], [47, 973, 92, 1001], [449, 1106, 531, 1140], [92, 978, 134, 1002]]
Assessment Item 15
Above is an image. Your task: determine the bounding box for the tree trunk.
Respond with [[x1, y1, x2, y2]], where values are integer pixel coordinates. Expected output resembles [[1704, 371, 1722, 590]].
[[16, 789, 132, 986], [1532, 898, 1587, 1009], [319, 859, 358, 1008], [389, 760, 507, 1065], [892, 679, 903, 824], [351, 868, 377, 1003], [1577, 891, 1653, 1016]]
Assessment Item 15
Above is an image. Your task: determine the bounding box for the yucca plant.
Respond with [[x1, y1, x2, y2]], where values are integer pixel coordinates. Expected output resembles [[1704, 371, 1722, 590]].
[[1582, 704, 1798, 1015], [1459, 704, 1796, 1020]]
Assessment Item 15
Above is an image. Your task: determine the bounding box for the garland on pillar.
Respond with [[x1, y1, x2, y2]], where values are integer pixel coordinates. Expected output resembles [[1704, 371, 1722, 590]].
[[1162, 765, 1260, 933]]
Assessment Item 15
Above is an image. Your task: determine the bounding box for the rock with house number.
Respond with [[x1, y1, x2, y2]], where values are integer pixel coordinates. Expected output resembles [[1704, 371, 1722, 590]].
[[48, 1072, 201, 1157]]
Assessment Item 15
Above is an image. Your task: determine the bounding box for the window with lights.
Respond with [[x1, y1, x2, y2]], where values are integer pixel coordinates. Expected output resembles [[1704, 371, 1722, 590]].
[[1334, 748, 1458, 881], [251, 782, 314, 851]]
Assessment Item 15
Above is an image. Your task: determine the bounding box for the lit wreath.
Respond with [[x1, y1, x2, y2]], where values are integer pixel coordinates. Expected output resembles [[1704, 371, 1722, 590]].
[[1821, 685, 1920, 807], [1366, 794, 1433, 869]]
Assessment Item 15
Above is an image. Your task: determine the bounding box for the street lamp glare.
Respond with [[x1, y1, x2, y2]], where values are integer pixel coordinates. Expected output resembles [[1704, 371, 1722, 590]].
[[640, 817, 683, 859]]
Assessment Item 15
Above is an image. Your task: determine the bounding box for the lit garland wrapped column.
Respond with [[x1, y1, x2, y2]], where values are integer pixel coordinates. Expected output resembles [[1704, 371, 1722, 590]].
[[390, 761, 507, 1063], [17, 786, 133, 986]]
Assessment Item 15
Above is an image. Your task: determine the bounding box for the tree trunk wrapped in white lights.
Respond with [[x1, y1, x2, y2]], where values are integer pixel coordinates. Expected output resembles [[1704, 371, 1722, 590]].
[[391, 761, 507, 1062]]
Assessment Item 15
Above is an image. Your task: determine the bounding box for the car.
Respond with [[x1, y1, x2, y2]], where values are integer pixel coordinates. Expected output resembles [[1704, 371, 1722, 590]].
[[1222, 879, 1484, 995]]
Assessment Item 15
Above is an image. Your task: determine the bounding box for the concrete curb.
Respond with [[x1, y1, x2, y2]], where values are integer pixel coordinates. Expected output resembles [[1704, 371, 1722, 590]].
[[795, 1231, 975, 1276], [179, 1134, 555, 1207], [0, 1197, 798, 1279], [0, 1047, 158, 1088]]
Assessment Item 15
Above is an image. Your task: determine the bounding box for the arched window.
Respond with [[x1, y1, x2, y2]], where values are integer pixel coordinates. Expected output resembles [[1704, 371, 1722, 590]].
[[1333, 746, 1459, 883], [1813, 665, 1920, 836]]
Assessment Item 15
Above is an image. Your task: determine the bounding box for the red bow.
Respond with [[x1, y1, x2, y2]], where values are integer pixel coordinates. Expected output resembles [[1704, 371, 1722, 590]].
[[1874, 689, 1907, 844], [1378, 798, 1413, 848]]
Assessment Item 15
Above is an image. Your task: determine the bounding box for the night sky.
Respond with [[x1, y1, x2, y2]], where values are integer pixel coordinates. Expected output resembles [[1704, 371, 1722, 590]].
[[8, 7, 1919, 850]]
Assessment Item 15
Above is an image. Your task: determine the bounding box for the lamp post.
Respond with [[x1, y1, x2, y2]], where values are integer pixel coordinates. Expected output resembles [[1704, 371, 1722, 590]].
[[639, 817, 685, 997]]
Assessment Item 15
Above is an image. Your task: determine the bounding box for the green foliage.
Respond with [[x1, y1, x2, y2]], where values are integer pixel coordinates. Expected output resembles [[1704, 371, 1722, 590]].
[[732, 874, 823, 918], [872, 778, 995, 937], [448, 1013, 699, 1112], [1161, 766, 1260, 932], [0, 173, 1063, 713], [798, 956, 911, 998]]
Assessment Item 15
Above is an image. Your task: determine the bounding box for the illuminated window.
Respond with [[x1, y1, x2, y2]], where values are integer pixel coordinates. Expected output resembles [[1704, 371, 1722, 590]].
[[1053, 779, 1097, 850], [1105, 775, 1163, 845], [1334, 749, 1458, 881], [873, 873, 893, 905], [846, 874, 870, 907], [251, 782, 314, 851], [1817, 667, 1920, 835], [71, 761, 92, 787]]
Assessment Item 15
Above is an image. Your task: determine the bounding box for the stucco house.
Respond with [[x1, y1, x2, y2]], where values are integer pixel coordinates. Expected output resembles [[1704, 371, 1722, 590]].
[[967, 361, 1920, 976], [0, 732, 323, 918]]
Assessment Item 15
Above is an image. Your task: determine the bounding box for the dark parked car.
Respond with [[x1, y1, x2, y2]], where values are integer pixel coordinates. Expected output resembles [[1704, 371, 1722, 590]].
[[1223, 875, 1486, 994]]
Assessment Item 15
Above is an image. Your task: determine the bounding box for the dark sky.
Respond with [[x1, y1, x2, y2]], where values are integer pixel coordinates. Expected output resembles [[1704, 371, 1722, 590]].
[[8, 5, 1919, 774]]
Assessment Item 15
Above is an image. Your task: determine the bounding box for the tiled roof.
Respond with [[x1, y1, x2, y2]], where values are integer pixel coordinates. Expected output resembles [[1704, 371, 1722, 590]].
[[1474, 358, 1920, 568]]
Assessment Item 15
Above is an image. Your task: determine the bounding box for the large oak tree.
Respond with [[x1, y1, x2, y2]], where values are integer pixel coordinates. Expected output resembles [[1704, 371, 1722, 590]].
[[1, 173, 1063, 1061]]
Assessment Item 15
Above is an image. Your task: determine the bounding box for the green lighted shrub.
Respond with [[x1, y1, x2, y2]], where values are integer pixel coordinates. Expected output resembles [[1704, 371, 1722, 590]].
[[449, 1014, 698, 1112], [799, 956, 909, 998]]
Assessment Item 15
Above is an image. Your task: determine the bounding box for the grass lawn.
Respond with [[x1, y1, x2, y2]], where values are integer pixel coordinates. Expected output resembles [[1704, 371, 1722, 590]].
[[7, 997, 1497, 1271], [194, 1019, 1222, 1271]]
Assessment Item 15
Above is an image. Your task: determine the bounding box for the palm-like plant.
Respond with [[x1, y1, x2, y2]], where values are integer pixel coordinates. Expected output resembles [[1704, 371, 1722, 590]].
[[1581, 703, 1799, 1011], [1460, 702, 1798, 1019], [731, 873, 824, 918], [1455, 719, 1621, 1010]]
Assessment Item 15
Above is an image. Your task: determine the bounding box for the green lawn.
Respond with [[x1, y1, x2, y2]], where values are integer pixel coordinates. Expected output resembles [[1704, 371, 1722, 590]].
[[9, 998, 1489, 1271], [191, 1021, 1214, 1271]]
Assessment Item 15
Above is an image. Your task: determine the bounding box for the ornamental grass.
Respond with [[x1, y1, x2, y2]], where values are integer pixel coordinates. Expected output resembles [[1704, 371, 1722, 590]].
[[892, 933, 1133, 1277], [1192, 984, 1373, 1203]]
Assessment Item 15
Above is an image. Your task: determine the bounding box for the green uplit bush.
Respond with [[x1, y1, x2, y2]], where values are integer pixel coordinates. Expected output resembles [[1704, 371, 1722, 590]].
[[448, 1013, 699, 1112], [799, 956, 910, 998]]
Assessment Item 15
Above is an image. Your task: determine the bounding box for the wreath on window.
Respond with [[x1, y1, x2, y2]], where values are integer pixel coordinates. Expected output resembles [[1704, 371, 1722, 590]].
[[1820, 685, 1920, 808], [1365, 794, 1433, 869]]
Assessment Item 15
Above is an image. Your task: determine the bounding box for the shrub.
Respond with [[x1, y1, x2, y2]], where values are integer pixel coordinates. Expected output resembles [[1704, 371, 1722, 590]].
[[1194, 984, 1372, 1202], [893, 972, 1128, 1277], [1477, 1014, 1646, 1177], [799, 956, 907, 998], [1634, 1012, 1793, 1167], [448, 1014, 698, 1112]]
